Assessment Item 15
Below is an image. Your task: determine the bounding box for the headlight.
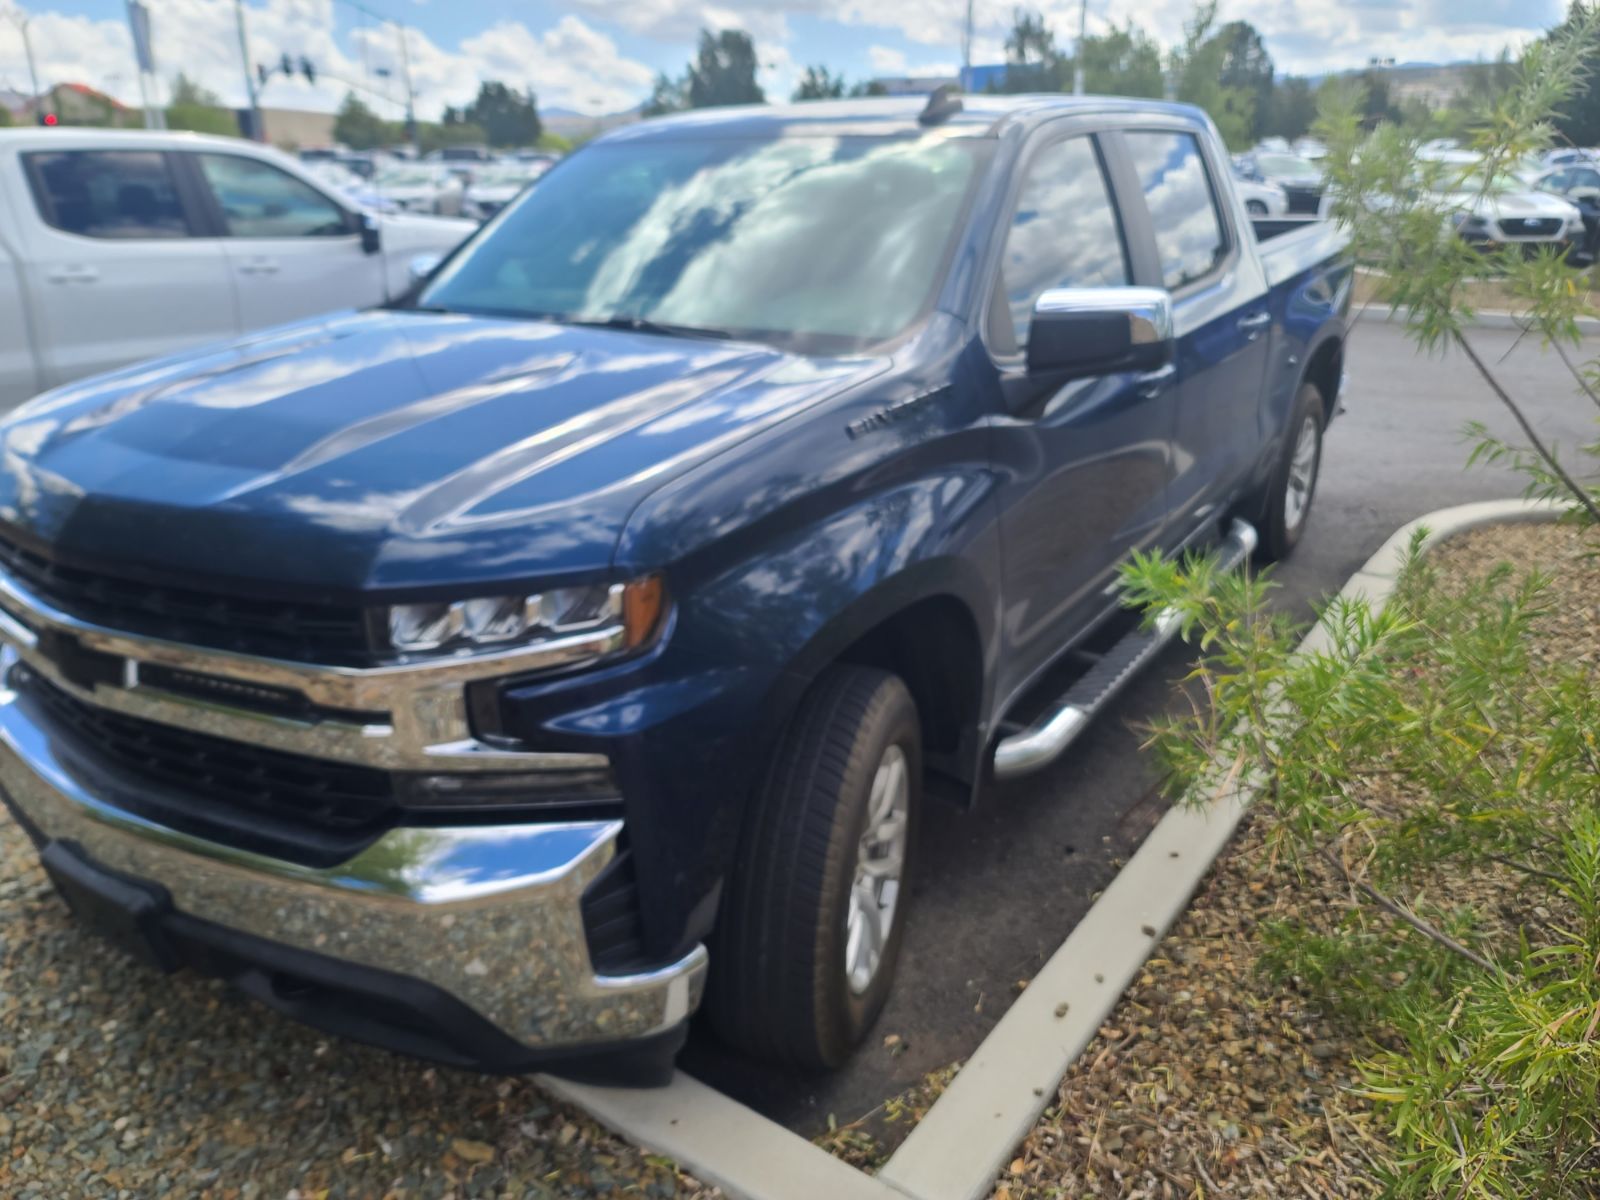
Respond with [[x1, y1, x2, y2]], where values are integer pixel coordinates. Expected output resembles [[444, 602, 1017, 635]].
[[1451, 212, 1487, 231], [384, 576, 666, 657]]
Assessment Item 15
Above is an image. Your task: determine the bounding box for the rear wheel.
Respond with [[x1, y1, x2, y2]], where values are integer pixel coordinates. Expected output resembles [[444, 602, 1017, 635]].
[[1245, 199, 1268, 216], [705, 665, 920, 1069], [1256, 382, 1325, 561]]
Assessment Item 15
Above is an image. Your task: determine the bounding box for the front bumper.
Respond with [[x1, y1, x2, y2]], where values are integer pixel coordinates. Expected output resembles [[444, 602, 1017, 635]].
[[0, 661, 706, 1080]]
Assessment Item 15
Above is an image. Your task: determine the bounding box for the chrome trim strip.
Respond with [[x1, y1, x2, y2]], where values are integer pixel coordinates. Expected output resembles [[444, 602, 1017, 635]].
[[0, 676, 705, 1046], [0, 570, 613, 772]]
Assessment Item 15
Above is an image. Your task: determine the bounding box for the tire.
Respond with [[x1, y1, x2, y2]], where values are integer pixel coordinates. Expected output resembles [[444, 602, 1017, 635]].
[[1256, 382, 1325, 561], [1246, 199, 1268, 216], [705, 665, 921, 1069]]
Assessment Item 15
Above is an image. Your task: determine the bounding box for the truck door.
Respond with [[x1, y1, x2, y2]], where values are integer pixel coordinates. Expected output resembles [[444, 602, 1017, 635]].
[[1120, 130, 1271, 533], [986, 130, 1178, 702], [17, 148, 238, 388], [187, 152, 384, 333]]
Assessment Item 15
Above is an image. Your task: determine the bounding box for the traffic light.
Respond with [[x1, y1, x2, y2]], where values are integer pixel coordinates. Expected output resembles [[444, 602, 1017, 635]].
[[299, 56, 315, 85], [280, 52, 293, 77], [40, 112, 57, 126], [257, 63, 270, 88]]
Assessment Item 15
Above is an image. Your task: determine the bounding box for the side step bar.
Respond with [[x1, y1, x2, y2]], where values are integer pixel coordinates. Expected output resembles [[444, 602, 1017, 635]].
[[991, 519, 1259, 780]]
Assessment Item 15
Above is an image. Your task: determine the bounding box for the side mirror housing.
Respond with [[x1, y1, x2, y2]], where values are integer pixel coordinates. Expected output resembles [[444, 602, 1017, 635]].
[[1026, 287, 1175, 378], [360, 214, 382, 256], [408, 253, 442, 283]]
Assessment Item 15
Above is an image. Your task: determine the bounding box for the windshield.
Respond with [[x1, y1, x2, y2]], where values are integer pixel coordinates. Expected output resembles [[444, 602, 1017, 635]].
[[1255, 154, 1320, 180], [1457, 173, 1520, 195], [420, 134, 990, 352]]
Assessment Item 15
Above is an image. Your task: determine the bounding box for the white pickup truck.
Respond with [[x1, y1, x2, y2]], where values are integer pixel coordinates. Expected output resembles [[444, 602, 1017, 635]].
[[0, 128, 476, 410]]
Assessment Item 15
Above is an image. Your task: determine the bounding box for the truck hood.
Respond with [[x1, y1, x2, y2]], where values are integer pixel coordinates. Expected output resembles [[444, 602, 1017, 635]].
[[0, 310, 882, 595]]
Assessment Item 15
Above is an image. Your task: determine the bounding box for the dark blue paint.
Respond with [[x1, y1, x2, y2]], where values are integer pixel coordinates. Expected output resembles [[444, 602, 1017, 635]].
[[0, 97, 1349, 961]]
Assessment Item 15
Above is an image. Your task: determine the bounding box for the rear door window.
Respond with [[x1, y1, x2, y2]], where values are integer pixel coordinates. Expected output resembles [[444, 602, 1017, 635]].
[[1125, 132, 1230, 291], [23, 150, 193, 239]]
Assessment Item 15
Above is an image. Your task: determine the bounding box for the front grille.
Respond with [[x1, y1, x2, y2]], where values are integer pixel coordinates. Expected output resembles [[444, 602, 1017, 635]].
[[1497, 217, 1563, 238], [18, 665, 398, 839], [0, 530, 372, 664], [1283, 185, 1322, 215]]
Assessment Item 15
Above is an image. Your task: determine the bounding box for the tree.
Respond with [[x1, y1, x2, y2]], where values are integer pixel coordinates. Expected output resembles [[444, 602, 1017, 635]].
[[793, 65, 845, 102], [463, 82, 541, 148], [1259, 75, 1317, 141], [996, 7, 1067, 92], [418, 119, 488, 154], [165, 73, 237, 136], [686, 30, 765, 108], [1069, 23, 1165, 99], [1553, 3, 1600, 144], [0, 104, 13, 128], [848, 79, 888, 97], [643, 71, 686, 116], [332, 92, 393, 150], [1212, 21, 1275, 138], [1171, 2, 1256, 148]]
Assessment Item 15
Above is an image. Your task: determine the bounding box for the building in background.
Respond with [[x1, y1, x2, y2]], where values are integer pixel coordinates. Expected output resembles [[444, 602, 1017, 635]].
[[959, 64, 1009, 93], [260, 106, 336, 149]]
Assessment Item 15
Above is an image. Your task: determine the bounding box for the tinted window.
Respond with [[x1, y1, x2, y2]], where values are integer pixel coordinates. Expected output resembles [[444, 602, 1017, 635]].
[[1126, 132, 1228, 290], [197, 154, 349, 238], [1574, 168, 1600, 190], [25, 150, 190, 239], [995, 136, 1128, 350], [420, 136, 990, 352]]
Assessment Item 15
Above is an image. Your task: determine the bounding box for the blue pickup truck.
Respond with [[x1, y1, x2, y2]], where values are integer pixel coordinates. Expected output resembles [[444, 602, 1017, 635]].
[[0, 94, 1349, 1084]]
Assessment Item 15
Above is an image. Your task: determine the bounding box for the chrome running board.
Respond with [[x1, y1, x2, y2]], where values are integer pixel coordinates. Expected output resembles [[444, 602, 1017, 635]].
[[991, 518, 1259, 780]]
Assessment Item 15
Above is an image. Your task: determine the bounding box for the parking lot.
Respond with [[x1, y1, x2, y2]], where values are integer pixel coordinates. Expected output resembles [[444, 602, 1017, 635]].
[[681, 316, 1600, 1142]]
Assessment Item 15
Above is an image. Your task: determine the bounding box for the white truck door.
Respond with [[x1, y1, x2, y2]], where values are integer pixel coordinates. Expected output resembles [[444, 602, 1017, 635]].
[[189, 151, 384, 331], [16, 147, 239, 388], [0, 165, 43, 410]]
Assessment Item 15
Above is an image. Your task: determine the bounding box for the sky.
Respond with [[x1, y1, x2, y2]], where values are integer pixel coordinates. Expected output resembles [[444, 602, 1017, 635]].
[[0, 0, 1571, 119]]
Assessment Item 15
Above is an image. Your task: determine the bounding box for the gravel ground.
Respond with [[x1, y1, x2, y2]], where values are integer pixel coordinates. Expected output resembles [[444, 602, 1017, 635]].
[[0, 820, 717, 1198]]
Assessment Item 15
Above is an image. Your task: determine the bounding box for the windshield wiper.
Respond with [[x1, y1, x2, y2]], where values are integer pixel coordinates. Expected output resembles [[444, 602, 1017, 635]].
[[568, 315, 734, 341]]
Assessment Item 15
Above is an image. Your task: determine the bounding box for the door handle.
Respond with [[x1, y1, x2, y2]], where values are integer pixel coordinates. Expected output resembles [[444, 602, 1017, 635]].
[[1136, 362, 1178, 399], [1237, 310, 1271, 340], [239, 258, 280, 276], [45, 265, 99, 284]]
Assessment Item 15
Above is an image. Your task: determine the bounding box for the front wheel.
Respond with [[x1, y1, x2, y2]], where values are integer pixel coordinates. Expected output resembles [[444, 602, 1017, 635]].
[[704, 665, 921, 1069], [1245, 199, 1268, 216], [1257, 382, 1325, 561]]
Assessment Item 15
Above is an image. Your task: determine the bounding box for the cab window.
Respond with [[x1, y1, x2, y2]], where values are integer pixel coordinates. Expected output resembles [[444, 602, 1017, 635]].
[[991, 136, 1129, 354], [1125, 132, 1229, 291], [196, 154, 350, 238]]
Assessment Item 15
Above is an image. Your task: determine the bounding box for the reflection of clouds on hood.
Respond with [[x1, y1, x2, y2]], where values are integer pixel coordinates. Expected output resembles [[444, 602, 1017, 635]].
[[1001, 137, 1127, 341], [1127, 134, 1226, 290]]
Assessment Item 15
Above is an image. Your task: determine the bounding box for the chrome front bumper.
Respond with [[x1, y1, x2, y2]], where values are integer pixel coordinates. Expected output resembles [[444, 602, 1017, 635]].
[[0, 661, 707, 1052]]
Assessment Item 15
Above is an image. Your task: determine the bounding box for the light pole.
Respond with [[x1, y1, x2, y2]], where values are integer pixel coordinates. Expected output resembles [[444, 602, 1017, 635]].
[[396, 22, 418, 155], [3, 7, 48, 124], [1073, 0, 1087, 96], [232, 0, 262, 140]]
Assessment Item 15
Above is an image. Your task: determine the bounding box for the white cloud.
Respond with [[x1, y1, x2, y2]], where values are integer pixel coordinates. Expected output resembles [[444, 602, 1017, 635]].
[[0, 0, 655, 117], [868, 45, 907, 73]]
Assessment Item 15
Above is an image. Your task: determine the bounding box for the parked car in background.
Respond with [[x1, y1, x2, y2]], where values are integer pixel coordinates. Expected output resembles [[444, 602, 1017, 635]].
[[0, 94, 1351, 1083], [1531, 164, 1600, 258], [1240, 151, 1324, 214], [1542, 147, 1600, 168], [1444, 171, 1585, 255], [372, 162, 466, 216], [0, 128, 476, 409], [303, 160, 396, 213], [1292, 137, 1327, 162], [462, 160, 552, 220], [426, 145, 496, 166], [1234, 172, 1289, 216]]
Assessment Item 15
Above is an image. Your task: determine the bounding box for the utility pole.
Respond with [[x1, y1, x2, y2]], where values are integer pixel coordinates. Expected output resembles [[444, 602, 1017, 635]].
[[233, 0, 262, 140], [961, 0, 973, 89], [1073, 0, 1087, 95], [3, 8, 48, 124], [397, 22, 418, 155]]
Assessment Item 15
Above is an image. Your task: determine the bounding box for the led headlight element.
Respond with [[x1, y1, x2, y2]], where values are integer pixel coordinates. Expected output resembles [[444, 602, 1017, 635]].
[[384, 577, 665, 658]]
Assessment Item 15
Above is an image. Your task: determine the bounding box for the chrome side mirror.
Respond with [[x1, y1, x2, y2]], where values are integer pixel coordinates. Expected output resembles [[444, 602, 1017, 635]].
[[1026, 287, 1175, 377], [408, 253, 442, 283]]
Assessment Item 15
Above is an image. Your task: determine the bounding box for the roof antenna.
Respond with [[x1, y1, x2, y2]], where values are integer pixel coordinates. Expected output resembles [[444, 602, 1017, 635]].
[[919, 83, 964, 126]]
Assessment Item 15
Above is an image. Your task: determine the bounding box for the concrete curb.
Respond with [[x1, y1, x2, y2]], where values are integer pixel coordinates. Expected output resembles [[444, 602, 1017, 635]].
[[542, 498, 1564, 1200], [1354, 303, 1600, 334], [874, 497, 1564, 1200]]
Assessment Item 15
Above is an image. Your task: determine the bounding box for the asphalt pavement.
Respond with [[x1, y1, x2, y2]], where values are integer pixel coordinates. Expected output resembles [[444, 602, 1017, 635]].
[[679, 318, 1600, 1144]]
